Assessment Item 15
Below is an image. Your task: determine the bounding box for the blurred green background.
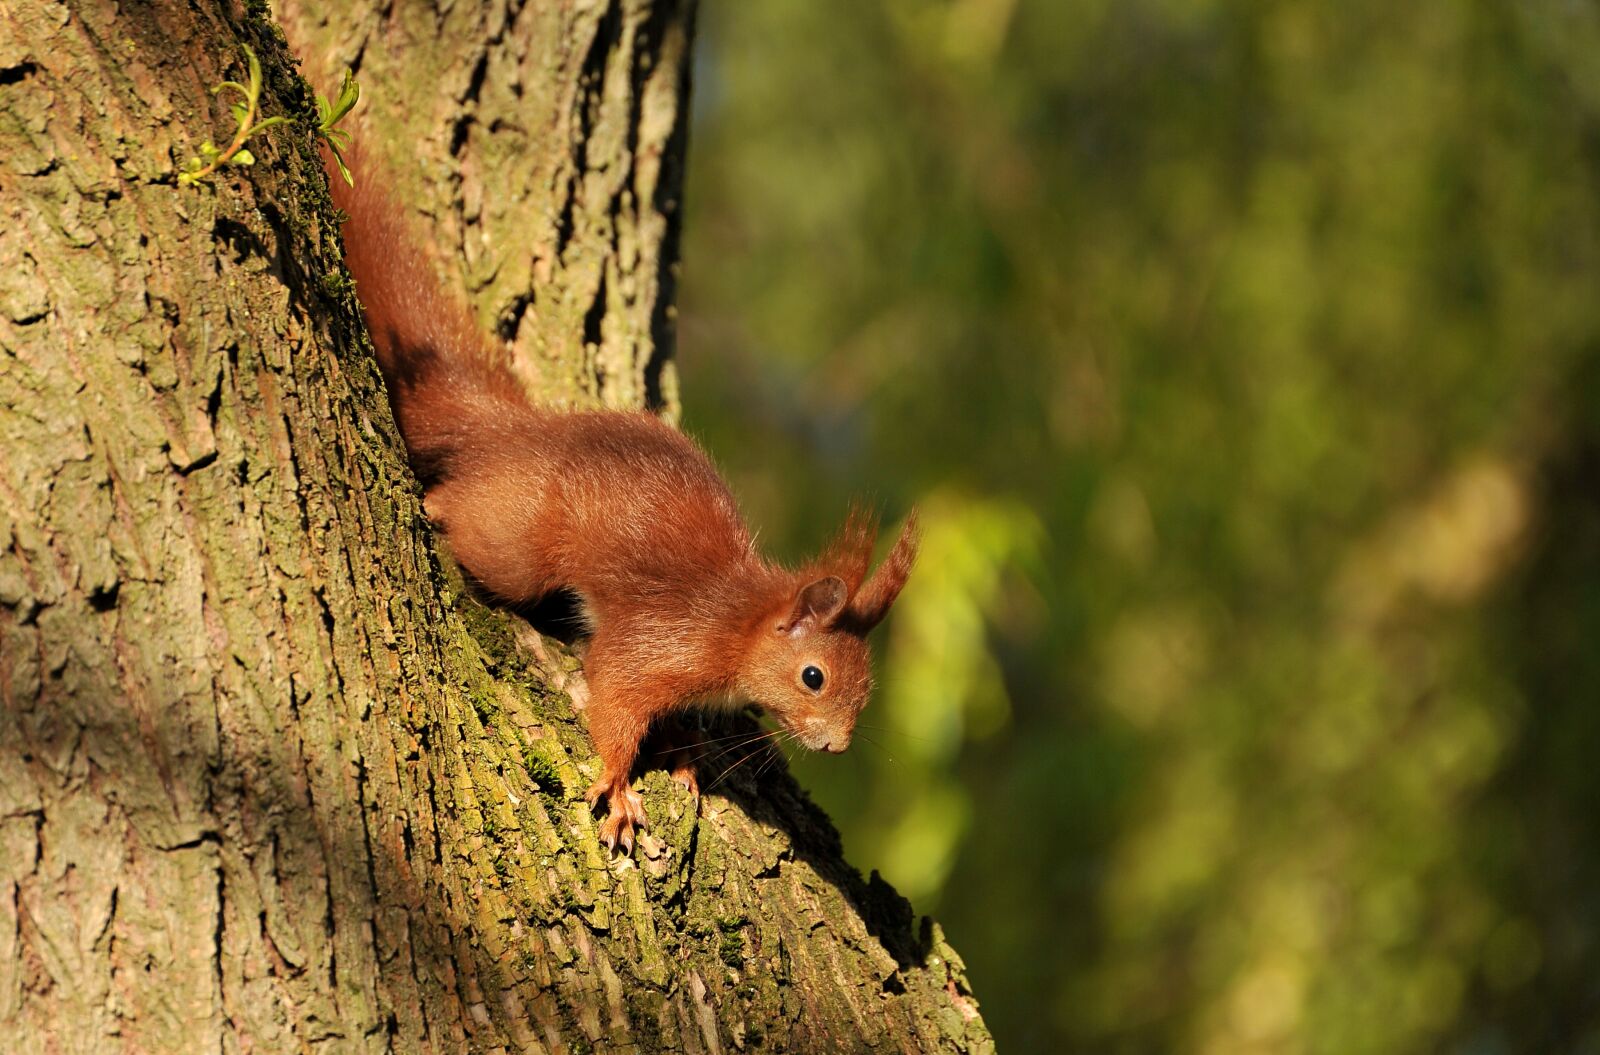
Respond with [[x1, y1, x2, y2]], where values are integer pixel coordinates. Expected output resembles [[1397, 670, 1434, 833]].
[[676, 1, 1600, 1051]]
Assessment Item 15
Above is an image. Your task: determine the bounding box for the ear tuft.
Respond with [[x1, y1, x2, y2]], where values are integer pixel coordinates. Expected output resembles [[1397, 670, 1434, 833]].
[[819, 503, 880, 596], [846, 509, 920, 632], [778, 575, 849, 636]]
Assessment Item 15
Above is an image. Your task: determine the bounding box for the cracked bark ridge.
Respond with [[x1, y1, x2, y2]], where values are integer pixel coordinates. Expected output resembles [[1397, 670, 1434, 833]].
[[0, 2, 992, 1053]]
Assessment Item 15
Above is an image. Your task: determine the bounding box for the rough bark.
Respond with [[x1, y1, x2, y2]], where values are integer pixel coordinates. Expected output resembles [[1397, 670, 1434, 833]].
[[0, 2, 991, 1054]]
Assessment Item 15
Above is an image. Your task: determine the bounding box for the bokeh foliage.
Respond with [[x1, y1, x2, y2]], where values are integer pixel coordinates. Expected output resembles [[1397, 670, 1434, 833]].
[[678, 0, 1600, 1051]]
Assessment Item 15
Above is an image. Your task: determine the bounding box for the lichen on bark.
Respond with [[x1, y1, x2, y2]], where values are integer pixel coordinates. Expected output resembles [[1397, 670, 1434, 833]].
[[0, 2, 992, 1052]]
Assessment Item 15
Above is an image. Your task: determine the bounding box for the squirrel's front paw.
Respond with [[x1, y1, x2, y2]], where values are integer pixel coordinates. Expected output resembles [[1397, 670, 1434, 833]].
[[587, 781, 648, 854]]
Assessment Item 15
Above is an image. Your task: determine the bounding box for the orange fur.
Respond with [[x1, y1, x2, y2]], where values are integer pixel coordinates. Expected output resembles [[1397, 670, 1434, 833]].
[[329, 148, 918, 853]]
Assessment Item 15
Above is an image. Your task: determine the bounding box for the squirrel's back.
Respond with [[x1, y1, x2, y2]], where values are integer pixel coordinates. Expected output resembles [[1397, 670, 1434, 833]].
[[328, 146, 759, 608]]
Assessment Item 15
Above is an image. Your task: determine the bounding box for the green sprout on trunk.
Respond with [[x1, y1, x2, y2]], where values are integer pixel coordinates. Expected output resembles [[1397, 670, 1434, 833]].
[[179, 44, 360, 188], [317, 68, 360, 186]]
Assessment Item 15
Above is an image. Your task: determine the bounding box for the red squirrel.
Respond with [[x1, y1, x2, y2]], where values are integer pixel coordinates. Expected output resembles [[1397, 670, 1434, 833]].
[[326, 147, 918, 853]]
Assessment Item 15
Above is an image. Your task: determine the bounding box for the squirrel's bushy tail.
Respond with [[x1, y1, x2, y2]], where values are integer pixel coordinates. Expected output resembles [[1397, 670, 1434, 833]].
[[327, 144, 531, 482]]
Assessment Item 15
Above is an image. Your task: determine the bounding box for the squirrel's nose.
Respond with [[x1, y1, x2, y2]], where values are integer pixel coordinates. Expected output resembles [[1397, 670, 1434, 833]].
[[822, 738, 849, 754]]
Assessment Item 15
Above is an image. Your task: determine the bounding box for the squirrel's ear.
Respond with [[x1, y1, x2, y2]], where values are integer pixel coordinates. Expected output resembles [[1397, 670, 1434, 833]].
[[778, 575, 849, 636], [847, 509, 920, 631]]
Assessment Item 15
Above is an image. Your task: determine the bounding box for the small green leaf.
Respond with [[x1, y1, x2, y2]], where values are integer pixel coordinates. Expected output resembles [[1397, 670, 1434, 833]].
[[327, 144, 354, 187], [213, 80, 249, 99], [230, 148, 255, 167], [324, 68, 360, 127], [244, 44, 263, 102], [253, 115, 291, 132], [200, 140, 220, 158], [230, 101, 249, 126]]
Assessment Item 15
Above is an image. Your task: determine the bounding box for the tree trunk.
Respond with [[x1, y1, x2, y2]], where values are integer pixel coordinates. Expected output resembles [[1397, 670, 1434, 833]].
[[0, 3, 990, 1053]]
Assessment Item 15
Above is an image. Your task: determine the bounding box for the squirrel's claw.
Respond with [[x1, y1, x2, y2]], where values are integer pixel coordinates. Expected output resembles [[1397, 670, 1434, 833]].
[[590, 781, 648, 855]]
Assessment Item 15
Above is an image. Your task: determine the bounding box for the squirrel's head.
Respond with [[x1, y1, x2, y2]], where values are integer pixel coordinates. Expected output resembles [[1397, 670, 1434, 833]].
[[741, 510, 919, 753]]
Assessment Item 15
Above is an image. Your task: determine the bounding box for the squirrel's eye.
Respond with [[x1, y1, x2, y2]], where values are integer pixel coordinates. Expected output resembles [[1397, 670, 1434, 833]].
[[801, 665, 825, 692]]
